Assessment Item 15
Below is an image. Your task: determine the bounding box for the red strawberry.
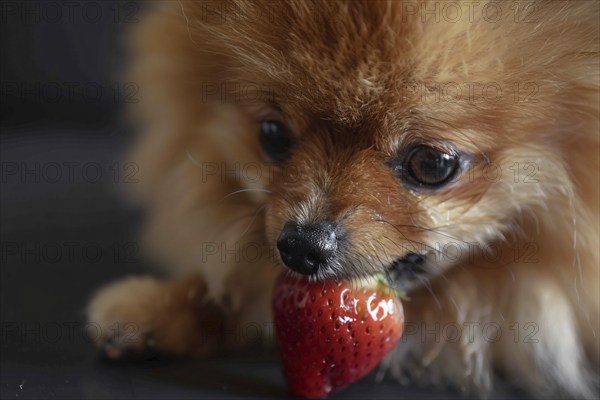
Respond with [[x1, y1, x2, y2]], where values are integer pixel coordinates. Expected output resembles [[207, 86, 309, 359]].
[[273, 273, 404, 399]]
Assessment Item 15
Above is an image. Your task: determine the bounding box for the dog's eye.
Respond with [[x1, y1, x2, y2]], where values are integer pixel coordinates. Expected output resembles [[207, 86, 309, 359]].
[[404, 146, 459, 187], [389, 145, 460, 189], [259, 120, 293, 162]]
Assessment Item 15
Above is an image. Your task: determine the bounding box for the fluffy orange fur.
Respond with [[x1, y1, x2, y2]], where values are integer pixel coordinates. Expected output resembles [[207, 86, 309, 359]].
[[87, 1, 599, 398]]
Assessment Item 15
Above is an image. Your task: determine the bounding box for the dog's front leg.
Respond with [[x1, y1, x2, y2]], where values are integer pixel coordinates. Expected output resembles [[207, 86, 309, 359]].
[[86, 275, 237, 359]]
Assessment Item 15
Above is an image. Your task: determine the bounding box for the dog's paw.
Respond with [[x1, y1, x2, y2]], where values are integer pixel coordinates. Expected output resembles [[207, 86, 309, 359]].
[[86, 276, 165, 359], [86, 276, 225, 359]]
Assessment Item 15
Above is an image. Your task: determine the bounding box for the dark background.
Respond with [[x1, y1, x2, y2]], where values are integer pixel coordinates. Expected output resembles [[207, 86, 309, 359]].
[[0, 1, 511, 399]]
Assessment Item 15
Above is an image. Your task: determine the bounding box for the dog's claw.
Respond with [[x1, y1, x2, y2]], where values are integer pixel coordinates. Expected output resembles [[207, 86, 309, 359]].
[[103, 340, 124, 359]]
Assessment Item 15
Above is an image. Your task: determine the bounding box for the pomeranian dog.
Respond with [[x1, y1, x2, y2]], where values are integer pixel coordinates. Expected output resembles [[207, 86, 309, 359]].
[[87, 1, 599, 398]]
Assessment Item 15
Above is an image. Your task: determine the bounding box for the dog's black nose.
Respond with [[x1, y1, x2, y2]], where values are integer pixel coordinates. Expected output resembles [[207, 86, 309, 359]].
[[277, 221, 337, 275]]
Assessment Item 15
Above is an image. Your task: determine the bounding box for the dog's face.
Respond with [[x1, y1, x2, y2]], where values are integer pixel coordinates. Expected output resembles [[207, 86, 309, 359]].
[[189, 1, 589, 288]]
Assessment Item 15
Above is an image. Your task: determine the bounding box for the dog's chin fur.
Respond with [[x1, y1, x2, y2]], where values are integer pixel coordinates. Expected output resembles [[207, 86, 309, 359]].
[[88, 1, 599, 398]]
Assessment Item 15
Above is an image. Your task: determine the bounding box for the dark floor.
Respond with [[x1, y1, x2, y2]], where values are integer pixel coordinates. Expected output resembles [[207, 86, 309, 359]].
[[0, 127, 476, 399]]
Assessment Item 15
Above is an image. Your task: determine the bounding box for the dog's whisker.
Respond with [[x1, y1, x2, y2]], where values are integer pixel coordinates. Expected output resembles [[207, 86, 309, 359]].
[[415, 275, 442, 312], [237, 204, 269, 240], [376, 219, 444, 255], [391, 222, 473, 244], [186, 150, 203, 167], [207, 206, 267, 242], [375, 218, 422, 253], [222, 188, 273, 200]]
